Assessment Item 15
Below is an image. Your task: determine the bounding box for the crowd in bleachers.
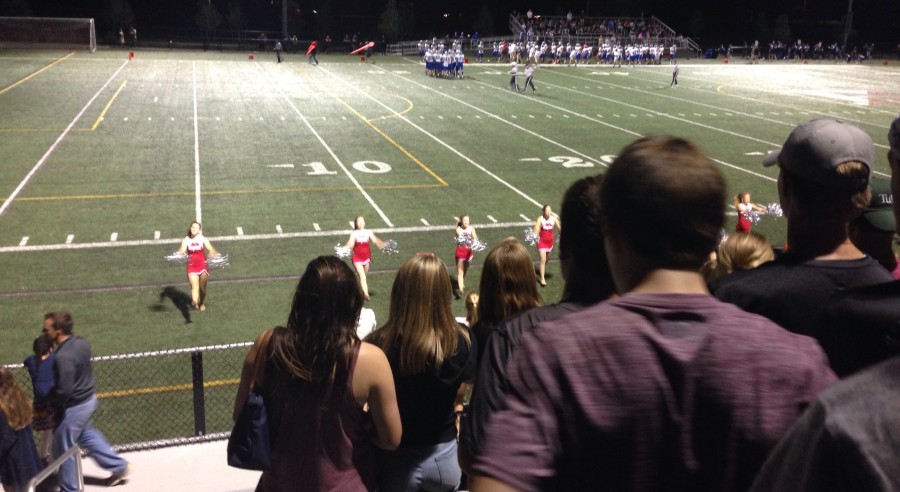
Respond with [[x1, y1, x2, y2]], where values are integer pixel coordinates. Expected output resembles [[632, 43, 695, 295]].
[[4, 115, 900, 491]]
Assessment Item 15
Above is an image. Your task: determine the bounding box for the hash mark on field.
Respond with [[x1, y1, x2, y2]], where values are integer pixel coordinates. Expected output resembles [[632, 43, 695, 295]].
[[313, 223, 321, 231], [124, 117, 128, 121], [420, 218, 430, 226], [547, 115, 553, 118], [511, 115, 518, 119], [646, 114, 654, 117], [239, 117, 242, 121], [529, 115, 535, 119], [693, 113, 702, 117], [236, 227, 244, 236], [154, 96, 158, 103], [725, 112, 733, 116], [110, 233, 118, 242], [475, 115, 481, 119], [438, 115, 444, 119], [520, 214, 531, 221], [677, 113, 685, 117], [259, 117, 263, 121], [147, 117, 152, 121], [613, 114, 620, 118], [276, 225, 283, 234], [630, 114, 637, 117], [170, 117, 174, 121], [487, 215, 498, 223], [216, 117, 220, 121], [710, 113, 717, 116], [66, 234, 74, 244], [19, 237, 28, 246], [154, 231, 160, 240], [457, 115, 463, 119]]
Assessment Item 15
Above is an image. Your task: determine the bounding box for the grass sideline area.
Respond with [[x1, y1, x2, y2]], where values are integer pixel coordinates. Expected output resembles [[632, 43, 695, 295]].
[[2, 49, 898, 368]]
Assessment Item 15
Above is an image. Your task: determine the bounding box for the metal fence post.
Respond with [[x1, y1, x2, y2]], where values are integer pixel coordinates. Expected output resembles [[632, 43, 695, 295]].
[[191, 350, 206, 436]]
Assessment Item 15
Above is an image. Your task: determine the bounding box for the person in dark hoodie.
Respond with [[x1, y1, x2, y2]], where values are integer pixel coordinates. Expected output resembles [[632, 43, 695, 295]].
[[366, 253, 476, 492]]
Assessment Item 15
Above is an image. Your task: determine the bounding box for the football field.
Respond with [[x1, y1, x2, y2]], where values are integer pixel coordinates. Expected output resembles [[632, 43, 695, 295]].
[[2, 49, 898, 365]]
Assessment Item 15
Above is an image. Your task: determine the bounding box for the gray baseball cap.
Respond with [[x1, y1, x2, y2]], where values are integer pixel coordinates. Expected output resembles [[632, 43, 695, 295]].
[[763, 118, 873, 186]]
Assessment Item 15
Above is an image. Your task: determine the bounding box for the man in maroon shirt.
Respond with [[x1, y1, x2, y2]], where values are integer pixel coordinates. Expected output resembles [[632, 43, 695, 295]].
[[470, 135, 836, 492]]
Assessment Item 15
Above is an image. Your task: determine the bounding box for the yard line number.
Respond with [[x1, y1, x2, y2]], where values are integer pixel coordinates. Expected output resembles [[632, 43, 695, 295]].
[[302, 160, 392, 175]]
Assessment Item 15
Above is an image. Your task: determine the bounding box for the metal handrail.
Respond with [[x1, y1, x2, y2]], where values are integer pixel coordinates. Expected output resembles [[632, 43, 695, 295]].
[[26, 444, 84, 492]]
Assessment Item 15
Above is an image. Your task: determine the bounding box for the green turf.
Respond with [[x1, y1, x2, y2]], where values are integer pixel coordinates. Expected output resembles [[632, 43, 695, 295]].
[[1, 51, 897, 358]]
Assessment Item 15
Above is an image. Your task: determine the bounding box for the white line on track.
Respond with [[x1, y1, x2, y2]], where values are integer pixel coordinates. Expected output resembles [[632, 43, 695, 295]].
[[327, 67, 597, 207], [0, 59, 130, 220], [192, 61, 203, 222], [260, 65, 395, 228], [0, 221, 533, 253]]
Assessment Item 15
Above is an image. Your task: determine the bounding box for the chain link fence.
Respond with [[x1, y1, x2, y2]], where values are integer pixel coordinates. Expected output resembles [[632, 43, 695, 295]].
[[6, 342, 252, 452]]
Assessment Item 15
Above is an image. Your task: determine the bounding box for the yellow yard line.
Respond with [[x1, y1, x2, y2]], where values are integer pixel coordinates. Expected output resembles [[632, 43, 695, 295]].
[[97, 378, 239, 399], [91, 79, 128, 130], [0, 52, 75, 96], [2, 183, 444, 202]]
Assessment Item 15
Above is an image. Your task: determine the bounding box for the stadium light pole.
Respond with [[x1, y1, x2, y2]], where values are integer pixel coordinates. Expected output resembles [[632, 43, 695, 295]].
[[282, 0, 288, 38], [841, 0, 853, 51]]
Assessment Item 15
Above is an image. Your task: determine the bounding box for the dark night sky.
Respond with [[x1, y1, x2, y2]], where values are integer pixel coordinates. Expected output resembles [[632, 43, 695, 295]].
[[17, 0, 898, 46]]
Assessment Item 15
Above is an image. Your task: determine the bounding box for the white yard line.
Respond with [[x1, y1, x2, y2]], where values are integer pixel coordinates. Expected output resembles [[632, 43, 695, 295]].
[[258, 64, 395, 228], [193, 61, 203, 222], [0, 221, 532, 253], [319, 66, 560, 209], [0, 59, 130, 220]]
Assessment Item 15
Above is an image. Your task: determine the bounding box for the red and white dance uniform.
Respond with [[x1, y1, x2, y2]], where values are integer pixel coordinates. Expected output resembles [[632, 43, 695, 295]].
[[352, 229, 372, 265], [736, 203, 752, 233], [538, 216, 555, 253], [455, 225, 474, 262], [185, 234, 208, 276]]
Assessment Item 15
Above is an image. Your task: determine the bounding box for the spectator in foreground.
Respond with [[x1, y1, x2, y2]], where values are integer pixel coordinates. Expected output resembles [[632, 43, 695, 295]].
[[712, 118, 893, 335], [469, 135, 836, 492], [469, 238, 541, 367], [43, 312, 132, 490], [706, 231, 775, 281], [749, 116, 900, 490], [366, 253, 476, 492], [234, 256, 401, 491], [23, 334, 56, 464], [811, 115, 900, 378], [0, 366, 42, 492], [459, 174, 615, 475], [848, 178, 898, 278]]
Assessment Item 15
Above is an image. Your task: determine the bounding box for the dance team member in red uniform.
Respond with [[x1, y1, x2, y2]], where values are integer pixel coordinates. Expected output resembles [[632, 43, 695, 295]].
[[178, 221, 219, 311], [734, 192, 766, 232], [455, 215, 478, 295], [345, 216, 385, 300], [534, 205, 561, 286]]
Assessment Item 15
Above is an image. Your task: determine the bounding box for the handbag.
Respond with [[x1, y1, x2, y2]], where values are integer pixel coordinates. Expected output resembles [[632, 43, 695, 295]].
[[228, 329, 275, 470]]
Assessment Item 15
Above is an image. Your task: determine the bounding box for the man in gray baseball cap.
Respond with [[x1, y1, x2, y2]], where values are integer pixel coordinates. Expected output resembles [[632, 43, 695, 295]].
[[712, 118, 893, 336]]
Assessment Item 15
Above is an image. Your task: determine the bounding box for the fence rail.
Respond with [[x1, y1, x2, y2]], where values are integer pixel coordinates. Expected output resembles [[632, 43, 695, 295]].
[[6, 342, 252, 451]]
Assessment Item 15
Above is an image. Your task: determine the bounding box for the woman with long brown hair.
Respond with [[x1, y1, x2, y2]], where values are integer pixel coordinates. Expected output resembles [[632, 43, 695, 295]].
[[0, 366, 42, 492], [234, 256, 401, 492], [471, 238, 542, 366], [366, 253, 476, 492]]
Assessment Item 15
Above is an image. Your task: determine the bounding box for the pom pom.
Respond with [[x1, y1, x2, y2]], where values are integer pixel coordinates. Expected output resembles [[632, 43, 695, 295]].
[[746, 211, 762, 225], [165, 252, 188, 265], [382, 239, 399, 255], [524, 229, 539, 246], [207, 253, 230, 270], [765, 203, 783, 218], [718, 229, 729, 245], [334, 244, 352, 259], [455, 235, 471, 247], [470, 238, 487, 252]]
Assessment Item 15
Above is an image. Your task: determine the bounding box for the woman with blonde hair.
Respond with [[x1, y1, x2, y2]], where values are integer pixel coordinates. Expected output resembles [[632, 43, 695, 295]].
[[0, 367, 42, 492], [366, 253, 476, 492], [711, 231, 775, 280], [471, 238, 542, 366], [234, 256, 401, 492]]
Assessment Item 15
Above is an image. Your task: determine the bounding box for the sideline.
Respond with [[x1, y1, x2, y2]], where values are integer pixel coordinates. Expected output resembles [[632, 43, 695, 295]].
[[0, 51, 74, 96]]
